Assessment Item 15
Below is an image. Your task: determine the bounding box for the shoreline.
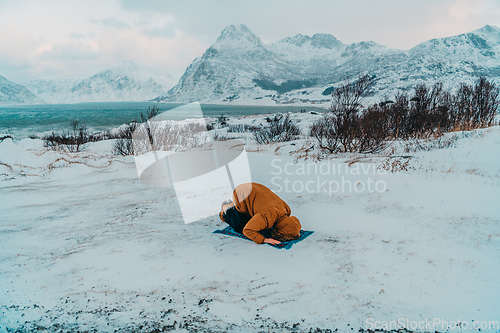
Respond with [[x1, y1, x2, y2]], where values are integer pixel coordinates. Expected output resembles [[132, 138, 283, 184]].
[[0, 102, 328, 140], [0, 99, 332, 109]]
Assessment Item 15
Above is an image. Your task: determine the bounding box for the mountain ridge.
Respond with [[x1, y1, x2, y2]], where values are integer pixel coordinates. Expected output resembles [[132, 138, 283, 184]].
[[24, 61, 176, 104], [0, 75, 44, 105], [155, 24, 500, 105], [3, 24, 500, 106]]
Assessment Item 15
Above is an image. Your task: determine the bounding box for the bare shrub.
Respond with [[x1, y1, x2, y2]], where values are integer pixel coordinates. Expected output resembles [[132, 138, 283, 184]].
[[358, 106, 389, 153], [385, 92, 410, 139], [205, 122, 215, 131], [140, 106, 161, 123], [451, 77, 499, 130], [309, 113, 340, 153], [405, 82, 452, 138], [310, 74, 384, 153], [309, 107, 388, 154], [265, 114, 283, 123], [217, 114, 228, 126], [43, 119, 90, 152], [0, 135, 13, 141], [330, 74, 375, 115], [227, 124, 260, 133], [2, 127, 14, 141], [112, 122, 138, 156], [114, 106, 208, 156], [131, 120, 207, 156], [403, 134, 458, 153], [212, 132, 228, 141], [378, 156, 414, 173], [113, 137, 133, 156], [184, 122, 207, 133], [331, 75, 376, 152], [309, 75, 499, 156], [377, 77, 498, 140], [253, 113, 301, 144]]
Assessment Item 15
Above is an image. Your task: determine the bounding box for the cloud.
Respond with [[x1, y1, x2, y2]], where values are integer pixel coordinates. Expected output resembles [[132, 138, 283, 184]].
[[419, 0, 500, 45], [89, 17, 130, 30], [2, 0, 500, 83], [22, 42, 106, 81], [38, 43, 101, 61], [117, 0, 500, 50], [119, 0, 171, 13], [0, 23, 37, 70], [94, 28, 206, 78], [69, 32, 86, 39], [141, 23, 176, 38], [450, 0, 476, 20]]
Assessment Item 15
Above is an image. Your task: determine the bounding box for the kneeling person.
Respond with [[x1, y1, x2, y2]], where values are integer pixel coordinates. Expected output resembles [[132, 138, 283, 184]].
[[220, 182, 301, 245]]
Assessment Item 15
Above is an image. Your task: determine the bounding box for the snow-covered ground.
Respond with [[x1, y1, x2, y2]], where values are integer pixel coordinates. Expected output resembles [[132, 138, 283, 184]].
[[1, 113, 499, 332]]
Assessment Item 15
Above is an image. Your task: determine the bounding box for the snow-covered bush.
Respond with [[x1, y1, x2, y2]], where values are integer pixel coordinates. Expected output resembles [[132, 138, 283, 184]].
[[43, 120, 90, 153], [130, 120, 207, 156], [253, 113, 301, 144], [112, 122, 138, 156], [216, 114, 228, 126], [226, 124, 259, 133], [212, 132, 228, 141]]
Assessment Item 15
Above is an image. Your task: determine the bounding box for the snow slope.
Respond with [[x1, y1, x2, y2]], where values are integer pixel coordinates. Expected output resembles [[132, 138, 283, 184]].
[[25, 61, 177, 104], [0, 75, 44, 105], [156, 24, 500, 105], [0, 118, 499, 332]]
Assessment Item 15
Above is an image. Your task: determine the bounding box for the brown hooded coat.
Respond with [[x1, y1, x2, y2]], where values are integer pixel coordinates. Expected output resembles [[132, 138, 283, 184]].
[[232, 183, 301, 244]]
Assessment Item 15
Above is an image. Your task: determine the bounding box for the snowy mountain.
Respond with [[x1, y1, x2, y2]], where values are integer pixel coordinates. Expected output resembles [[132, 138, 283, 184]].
[[25, 61, 177, 104], [0, 76, 44, 105], [155, 24, 500, 105]]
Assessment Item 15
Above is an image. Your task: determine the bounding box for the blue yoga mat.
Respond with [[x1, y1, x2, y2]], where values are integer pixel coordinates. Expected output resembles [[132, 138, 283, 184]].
[[213, 226, 314, 250]]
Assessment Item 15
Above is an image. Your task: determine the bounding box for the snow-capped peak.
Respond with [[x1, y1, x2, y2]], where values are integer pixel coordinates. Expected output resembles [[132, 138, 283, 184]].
[[0, 75, 44, 105], [158, 23, 500, 105], [275, 33, 342, 49], [91, 61, 151, 81], [277, 34, 311, 47], [25, 62, 177, 104], [107, 60, 141, 73], [472, 24, 500, 43], [218, 24, 255, 40], [214, 24, 263, 49], [310, 33, 342, 49]]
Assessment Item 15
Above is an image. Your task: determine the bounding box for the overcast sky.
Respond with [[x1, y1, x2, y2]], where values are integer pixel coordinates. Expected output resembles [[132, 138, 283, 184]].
[[1, 0, 499, 84]]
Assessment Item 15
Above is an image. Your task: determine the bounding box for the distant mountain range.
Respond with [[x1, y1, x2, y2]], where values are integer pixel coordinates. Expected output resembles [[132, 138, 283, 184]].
[[0, 76, 44, 105], [154, 24, 500, 105], [0, 61, 176, 105], [1, 25, 500, 105], [23, 61, 176, 104]]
